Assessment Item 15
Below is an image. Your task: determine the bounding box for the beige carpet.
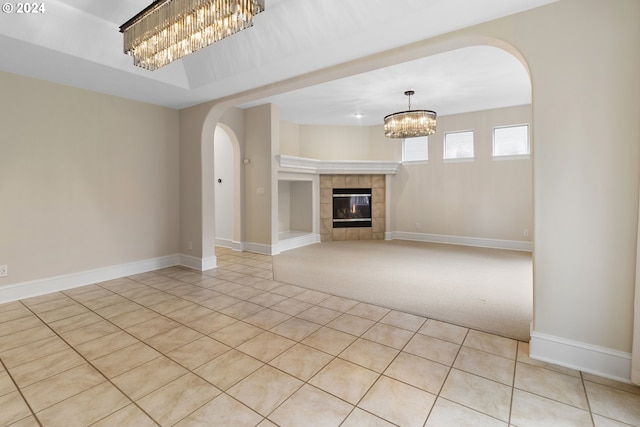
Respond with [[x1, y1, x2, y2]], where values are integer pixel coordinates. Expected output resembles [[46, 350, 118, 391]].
[[273, 240, 532, 341]]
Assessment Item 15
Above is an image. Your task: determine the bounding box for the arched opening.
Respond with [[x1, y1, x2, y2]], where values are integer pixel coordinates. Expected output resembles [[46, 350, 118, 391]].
[[198, 36, 533, 339], [213, 125, 240, 250]]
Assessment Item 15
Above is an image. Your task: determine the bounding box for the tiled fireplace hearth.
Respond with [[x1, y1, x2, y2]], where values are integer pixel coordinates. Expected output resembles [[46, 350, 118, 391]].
[[320, 174, 385, 242]]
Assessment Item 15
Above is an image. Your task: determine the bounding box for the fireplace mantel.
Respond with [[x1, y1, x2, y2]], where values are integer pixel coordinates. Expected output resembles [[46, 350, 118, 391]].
[[276, 155, 401, 175]]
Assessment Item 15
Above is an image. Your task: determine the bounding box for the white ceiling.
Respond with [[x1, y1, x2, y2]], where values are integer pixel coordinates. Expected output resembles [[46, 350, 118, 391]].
[[0, 0, 552, 125]]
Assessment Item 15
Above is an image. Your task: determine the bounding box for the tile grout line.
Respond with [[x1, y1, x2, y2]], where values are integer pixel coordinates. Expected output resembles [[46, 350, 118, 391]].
[[89, 266, 341, 426], [507, 341, 519, 426], [362, 318, 431, 425], [82, 275, 263, 425], [197, 280, 401, 424], [0, 356, 44, 427], [580, 371, 597, 427], [259, 313, 441, 425], [419, 326, 472, 426], [19, 296, 163, 426]]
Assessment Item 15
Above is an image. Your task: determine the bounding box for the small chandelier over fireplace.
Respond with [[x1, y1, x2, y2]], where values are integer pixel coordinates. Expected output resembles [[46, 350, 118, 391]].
[[120, 0, 265, 71], [384, 90, 437, 139]]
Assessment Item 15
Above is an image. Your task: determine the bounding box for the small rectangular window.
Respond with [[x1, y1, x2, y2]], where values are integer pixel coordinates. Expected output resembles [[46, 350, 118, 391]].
[[403, 136, 428, 162], [444, 131, 474, 160], [493, 125, 530, 157]]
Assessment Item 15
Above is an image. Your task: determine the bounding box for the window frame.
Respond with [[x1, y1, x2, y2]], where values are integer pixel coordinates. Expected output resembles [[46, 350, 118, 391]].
[[443, 130, 475, 161], [492, 124, 531, 160]]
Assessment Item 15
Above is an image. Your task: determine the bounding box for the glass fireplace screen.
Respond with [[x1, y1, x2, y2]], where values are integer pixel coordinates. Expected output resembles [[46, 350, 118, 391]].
[[332, 188, 372, 228]]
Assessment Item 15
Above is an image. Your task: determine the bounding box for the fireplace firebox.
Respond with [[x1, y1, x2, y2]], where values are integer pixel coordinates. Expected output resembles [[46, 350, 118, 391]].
[[332, 188, 372, 228]]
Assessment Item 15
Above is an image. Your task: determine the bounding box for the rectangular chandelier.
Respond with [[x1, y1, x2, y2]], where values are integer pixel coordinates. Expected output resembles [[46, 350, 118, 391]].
[[120, 0, 265, 71]]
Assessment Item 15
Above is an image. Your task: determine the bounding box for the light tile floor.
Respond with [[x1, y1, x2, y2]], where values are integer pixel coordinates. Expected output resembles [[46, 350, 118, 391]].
[[1, 247, 639, 426]]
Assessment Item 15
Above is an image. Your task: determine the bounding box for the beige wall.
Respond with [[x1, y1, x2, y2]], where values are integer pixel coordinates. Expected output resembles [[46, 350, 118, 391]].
[[278, 181, 292, 232], [280, 121, 300, 156], [0, 71, 180, 287], [510, 0, 639, 351], [369, 126, 402, 161], [290, 182, 313, 232], [180, 102, 210, 259], [392, 106, 532, 242], [279, 121, 402, 162], [298, 125, 371, 160], [243, 104, 275, 246]]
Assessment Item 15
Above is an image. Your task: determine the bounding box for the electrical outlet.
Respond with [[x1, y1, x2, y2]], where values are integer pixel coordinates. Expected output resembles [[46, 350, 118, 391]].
[[0, 265, 7, 277], [523, 229, 529, 237]]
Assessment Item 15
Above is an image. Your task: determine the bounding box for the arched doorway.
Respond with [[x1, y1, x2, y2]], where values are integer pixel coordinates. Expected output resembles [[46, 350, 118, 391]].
[[199, 37, 533, 283], [212, 123, 242, 252], [214, 126, 234, 248]]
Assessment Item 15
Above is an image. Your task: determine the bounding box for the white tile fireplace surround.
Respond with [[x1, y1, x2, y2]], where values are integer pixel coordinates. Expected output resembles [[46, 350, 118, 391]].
[[276, 155, 401, 246]]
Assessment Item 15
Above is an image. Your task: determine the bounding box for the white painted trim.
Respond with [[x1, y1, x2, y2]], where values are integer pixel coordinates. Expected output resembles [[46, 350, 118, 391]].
[[276, 155, 401, 175], [0, 255, 180, 304], [179, 254, 217, 271], [231, 241, 244, 252], [391, 231, 533, 252], [492, 154, 531, 161], [0, 254, 223, 304], [530, 331, 632, 384], [215, 238, 234, 248], [215, 238, 243, 251], [278, 171, 316, 182], [201, 256, 217, 271], [243, 242, 276, 256], [275, 233, 321, 254]]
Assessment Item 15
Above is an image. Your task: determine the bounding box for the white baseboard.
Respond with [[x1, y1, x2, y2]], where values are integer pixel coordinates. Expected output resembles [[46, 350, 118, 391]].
[[0, 255, 180, 304], [530, 331, 632, 384], [215, 238, 243, 252], [0, 254, 223, 304], [179, 254, 217, 271], [274, 233, 320, 254], [217, 237, 320, 256], [242, 242, 276, 256], [391, 231, 533, 252]]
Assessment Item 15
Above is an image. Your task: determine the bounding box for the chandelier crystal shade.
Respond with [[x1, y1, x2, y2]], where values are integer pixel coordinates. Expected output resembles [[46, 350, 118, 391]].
[[120, 0, 265, 71], [384, 91, 437, 139]]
